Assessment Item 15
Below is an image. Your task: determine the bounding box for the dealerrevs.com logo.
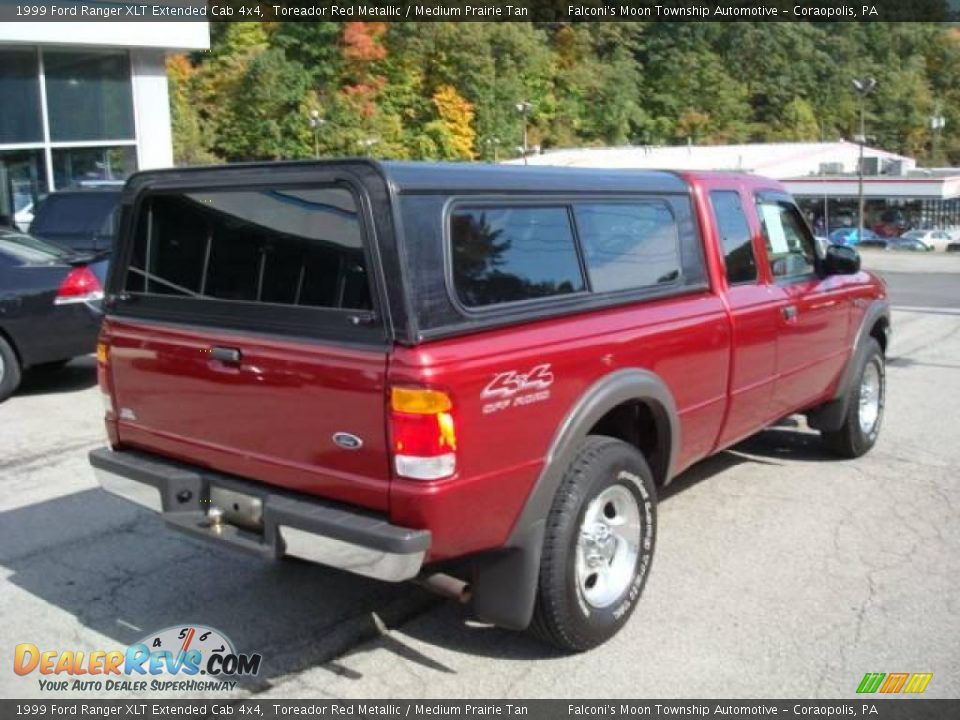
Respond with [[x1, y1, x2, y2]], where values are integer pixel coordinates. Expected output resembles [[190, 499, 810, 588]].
[[13, 624, 262, 693]]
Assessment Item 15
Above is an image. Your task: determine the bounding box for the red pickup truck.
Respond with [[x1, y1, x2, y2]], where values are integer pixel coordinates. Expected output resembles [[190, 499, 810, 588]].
[[90, 162, 889, 651]]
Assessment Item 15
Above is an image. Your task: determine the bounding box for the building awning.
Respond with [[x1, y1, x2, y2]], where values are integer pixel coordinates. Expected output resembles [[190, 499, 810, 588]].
[[784, 176, 960, 201]]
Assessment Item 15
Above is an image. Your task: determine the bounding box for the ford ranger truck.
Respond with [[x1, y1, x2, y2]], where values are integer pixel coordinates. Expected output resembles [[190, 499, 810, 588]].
[[90, 161, 889, 651]]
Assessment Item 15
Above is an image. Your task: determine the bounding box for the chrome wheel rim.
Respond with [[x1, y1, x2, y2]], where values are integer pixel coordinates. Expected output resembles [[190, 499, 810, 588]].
[[858, 360, 883, 436], [576, 484, 641, 609], [0, 351, 4, 385]]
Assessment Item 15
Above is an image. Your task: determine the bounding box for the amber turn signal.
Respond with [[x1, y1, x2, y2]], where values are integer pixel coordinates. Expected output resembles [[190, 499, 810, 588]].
[[391, 387, 452, 414]]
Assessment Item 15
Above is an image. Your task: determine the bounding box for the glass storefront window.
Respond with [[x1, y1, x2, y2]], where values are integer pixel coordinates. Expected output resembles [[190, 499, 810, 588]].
[[0, 149, 49, 230], [0, 49, 43, 144], [52, 146, 137, 189], [44, 50, 135, 142]]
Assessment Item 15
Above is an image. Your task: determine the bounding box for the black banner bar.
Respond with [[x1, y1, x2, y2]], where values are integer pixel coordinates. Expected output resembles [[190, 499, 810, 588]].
[[0, 0, 958, 23], [1, 700, 957, 720]]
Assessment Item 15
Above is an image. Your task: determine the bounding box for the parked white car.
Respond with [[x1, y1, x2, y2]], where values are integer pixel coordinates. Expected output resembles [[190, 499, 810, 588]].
[[899, 229, 953, 251]]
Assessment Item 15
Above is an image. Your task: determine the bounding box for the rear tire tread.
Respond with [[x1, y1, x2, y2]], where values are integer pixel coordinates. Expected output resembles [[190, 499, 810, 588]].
[[530, 435, 656, 652]]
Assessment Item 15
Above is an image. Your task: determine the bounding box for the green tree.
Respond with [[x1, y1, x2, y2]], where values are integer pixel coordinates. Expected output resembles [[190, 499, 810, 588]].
[[167, 54, 218, 165], [170, 20, 960, 166], [217, 48, 312, 161], [771, 98, 821, 142]]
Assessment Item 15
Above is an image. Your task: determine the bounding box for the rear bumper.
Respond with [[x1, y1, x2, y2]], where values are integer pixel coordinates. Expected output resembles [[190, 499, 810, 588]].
[[89, 447, 430, 582]]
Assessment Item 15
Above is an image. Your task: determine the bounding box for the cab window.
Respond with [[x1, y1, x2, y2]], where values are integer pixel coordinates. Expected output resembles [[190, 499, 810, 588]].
[[757, 198, 816, 279], [710, 191, 757, 284]]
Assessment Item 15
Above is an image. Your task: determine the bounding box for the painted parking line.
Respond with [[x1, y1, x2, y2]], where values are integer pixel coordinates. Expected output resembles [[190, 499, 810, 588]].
[[892, 305, 960, 316]]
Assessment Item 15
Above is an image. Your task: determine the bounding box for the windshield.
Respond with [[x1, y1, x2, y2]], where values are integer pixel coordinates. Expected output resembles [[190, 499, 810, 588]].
[[902, 230, 923, 239]]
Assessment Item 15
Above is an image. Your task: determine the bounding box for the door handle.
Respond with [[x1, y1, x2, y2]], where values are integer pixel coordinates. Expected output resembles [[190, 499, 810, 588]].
[[782, 305, 798, 321], [210, 346, 241, 365]]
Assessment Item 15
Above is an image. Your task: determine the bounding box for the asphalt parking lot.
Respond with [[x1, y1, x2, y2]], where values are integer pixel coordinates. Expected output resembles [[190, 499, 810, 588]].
[[2, 252, 958, 700]]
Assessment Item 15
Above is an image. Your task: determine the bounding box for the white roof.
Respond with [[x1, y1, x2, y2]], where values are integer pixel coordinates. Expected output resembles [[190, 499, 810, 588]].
[[0, 22, 209, 51], [511, 141, 916, 180]]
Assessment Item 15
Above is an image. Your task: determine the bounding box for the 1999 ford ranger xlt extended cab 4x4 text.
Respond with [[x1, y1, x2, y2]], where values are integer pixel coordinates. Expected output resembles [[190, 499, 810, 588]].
[[89, 161, 889, 651]]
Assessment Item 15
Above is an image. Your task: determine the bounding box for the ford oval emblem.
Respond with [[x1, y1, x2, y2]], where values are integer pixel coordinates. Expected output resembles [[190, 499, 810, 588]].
[[332, 432, 363, 450]]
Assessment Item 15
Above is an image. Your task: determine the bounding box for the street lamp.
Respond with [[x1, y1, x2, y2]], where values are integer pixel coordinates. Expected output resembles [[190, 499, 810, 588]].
[[852, 77, 877, 244], [930, 110, 946, 165], [357, 138, 379, 156], [515, 101, 533, 165], [483, 136, 501, 163], [308, 110, 326, 159]]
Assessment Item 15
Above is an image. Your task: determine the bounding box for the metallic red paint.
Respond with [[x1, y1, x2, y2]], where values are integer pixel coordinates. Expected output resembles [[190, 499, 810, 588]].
[[97, 172, 886, 563]]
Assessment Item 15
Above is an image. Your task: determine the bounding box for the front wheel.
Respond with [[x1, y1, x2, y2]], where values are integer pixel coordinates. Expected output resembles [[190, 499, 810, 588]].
[[821, 338, 885, 458], [530, 436, 657, 652]]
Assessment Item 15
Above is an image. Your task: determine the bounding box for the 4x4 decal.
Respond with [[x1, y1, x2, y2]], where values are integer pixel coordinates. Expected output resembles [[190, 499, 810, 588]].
[[481, 364, 554, 414]]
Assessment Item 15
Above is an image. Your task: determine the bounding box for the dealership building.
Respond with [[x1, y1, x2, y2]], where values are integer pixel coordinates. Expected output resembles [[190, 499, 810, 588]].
[[517, 142, 960, 235], [0, 21, 209, 227]]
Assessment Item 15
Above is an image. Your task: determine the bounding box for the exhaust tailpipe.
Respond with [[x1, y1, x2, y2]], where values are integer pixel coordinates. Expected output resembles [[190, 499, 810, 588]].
[[415, 572, 471, 603]]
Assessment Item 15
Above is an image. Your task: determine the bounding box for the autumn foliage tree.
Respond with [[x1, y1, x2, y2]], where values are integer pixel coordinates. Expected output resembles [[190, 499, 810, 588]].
[[170, 21, 960, 167], [424, 85, 477, 160]]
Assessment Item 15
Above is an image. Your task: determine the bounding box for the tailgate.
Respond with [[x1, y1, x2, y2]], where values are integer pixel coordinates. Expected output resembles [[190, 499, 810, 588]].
[[105, 319, 391, 511], [101, 170, 394, 511]]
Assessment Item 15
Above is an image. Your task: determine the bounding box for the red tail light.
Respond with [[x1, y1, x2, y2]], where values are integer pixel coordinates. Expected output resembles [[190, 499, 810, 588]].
[[390, 387, 457, 481], [55, 267, 103, 305]]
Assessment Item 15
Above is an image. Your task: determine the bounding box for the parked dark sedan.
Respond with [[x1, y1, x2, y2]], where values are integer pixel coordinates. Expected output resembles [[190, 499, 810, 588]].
[[29, 186, 122, 254], [0, 229, 105, 402]]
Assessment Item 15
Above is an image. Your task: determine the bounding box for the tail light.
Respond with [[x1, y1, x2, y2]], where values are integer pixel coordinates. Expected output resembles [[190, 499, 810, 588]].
[[96, 341, 114, 417], [390, 387, 457, 481], [55, 267, 103, 305]]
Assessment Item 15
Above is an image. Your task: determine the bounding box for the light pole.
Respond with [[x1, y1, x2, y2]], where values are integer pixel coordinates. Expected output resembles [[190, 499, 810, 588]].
[[308, 110, 326, 159], [484, 136, 501, 163], [515, 101, 532, 165], [852, 77, 877, 244], [930, 109, 946, 165]]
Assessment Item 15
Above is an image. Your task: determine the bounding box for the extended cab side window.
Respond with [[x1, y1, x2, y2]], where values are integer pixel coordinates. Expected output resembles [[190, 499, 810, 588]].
[[709, 191, 757, 284], [756, 198, 816, 280], [573, 202, 681, 292], [450, 206, 585, 308], [125, 187, 371, 310]]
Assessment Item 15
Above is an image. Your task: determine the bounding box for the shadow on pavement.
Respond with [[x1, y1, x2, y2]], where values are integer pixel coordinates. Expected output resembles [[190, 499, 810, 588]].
[[17, 356, 97, 397], [733, 426, 838, 463], [0, 488, 436, 689], [888, 356, 960, 371], [1, 422, 844, 683]]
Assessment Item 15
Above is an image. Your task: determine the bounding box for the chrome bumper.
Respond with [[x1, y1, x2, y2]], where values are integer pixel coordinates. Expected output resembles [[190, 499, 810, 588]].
[[90, 449, 429, 583]]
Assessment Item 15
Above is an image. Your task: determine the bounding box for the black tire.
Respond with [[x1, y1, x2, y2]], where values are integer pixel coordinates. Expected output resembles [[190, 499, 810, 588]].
[[0, 335, 22, 403], [821, 338, 885, 458], [530, 435, 657, 652]]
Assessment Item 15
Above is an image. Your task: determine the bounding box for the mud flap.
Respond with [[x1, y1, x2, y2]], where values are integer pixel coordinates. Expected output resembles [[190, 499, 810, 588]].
[[469, 520, 545, 631]]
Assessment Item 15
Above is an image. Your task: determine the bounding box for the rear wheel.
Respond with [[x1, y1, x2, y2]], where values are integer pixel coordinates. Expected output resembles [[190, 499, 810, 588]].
[[821, 338, 885, 458], [530, 436, 657, 652], [0, 335, 22, 403]]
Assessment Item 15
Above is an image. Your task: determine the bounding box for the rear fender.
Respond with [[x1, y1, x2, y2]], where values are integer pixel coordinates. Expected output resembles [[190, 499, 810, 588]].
[[470, 369, 679, 629]]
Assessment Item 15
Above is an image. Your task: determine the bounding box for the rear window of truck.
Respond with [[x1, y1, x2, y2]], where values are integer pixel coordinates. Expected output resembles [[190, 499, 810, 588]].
[[125, 187, 371, 311]]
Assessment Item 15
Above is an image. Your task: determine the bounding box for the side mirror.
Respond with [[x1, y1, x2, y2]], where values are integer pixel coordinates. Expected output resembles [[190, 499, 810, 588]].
[[823, 244, 861, 275]]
